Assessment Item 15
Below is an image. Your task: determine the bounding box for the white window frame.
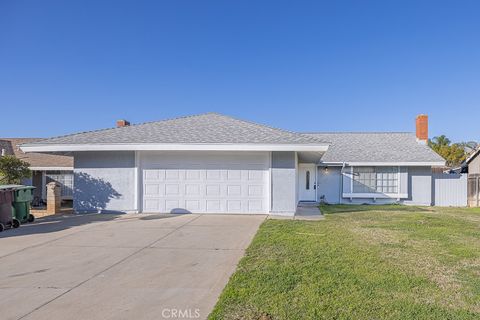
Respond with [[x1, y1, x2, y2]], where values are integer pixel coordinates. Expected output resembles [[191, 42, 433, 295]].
[[343, 166, 407, 199]]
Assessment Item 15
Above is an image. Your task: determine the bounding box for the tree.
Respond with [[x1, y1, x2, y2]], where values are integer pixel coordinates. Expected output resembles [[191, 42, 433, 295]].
[[428, 135, 470, 167], [429, 135, 451, 150], [0, 155, 31, 184]]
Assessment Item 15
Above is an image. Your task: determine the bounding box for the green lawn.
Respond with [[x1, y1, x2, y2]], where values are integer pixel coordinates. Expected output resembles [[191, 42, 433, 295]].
[[209, 205, 480, 320]]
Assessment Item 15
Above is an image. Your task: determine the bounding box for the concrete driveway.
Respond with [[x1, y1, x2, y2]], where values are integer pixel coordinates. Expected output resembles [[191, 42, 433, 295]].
[[0, 213, 265, 320]]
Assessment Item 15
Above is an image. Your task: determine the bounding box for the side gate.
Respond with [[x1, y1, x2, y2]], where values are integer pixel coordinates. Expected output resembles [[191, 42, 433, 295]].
[[432, 173, 467, 207], [468, 174, 480, 207]]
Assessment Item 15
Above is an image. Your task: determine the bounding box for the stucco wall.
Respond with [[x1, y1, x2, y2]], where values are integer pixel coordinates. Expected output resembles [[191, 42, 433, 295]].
[[316, 167, 341, 204], [271, 151, 297, 215], [73, 151, 136, 213], [403, 166, 432, 206], [318, 166, 432, 205]]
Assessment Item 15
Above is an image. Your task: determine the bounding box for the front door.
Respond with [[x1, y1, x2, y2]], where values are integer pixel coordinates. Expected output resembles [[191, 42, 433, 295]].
[[298, 164, 316, 201]]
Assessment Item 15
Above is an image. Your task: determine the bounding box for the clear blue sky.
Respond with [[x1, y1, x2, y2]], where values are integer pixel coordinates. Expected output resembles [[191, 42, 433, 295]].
[[1, 0, 479, 142]]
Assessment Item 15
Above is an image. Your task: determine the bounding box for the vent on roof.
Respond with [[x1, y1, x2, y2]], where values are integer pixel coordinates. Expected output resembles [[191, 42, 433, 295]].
[[116, 119, 130, 127]]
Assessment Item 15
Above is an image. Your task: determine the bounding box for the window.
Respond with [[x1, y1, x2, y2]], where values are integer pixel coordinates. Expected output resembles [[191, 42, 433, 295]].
[[306, 171, 310, 190], [352, 167, 398, 194], [46, 171, 74, 198]]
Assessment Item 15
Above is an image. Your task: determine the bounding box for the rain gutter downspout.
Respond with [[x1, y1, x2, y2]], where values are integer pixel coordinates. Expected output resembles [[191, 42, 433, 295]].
[[339, 162, 346, 204]]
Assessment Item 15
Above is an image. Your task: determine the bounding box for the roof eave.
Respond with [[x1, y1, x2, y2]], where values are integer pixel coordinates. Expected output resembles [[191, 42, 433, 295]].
[[466, 149, 480, 164], [320, 161, 446, 167], [20, 143, 329, 153], [29, 166, 74, 171]]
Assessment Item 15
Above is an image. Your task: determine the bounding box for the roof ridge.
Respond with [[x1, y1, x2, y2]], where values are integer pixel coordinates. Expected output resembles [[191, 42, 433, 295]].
[[35, 112, 328, 145], [33, 112, 217, 143], [0, 137, 43, 140], [211, 113, 327, 144], [303, 131, 413, 134]]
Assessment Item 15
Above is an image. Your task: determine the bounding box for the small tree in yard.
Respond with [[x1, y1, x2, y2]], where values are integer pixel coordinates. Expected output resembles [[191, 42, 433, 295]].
[[0, 155, 31, 184], [428, 135, 473, 167]]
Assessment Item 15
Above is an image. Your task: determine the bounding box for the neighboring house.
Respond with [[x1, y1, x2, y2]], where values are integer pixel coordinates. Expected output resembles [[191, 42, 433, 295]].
[[0, 138, 73, 203], [465, 148, 480, 207], [20, 113, 445, 215]]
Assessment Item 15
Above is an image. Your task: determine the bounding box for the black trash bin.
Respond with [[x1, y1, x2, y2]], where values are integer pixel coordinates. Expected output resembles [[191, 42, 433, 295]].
[[0, 186, 20, 232]]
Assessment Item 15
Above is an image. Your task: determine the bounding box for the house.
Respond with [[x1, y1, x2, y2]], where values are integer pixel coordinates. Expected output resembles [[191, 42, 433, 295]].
[[465, 148, 480, 207], [0, 138, 73, 204], [20, 113, 445, 215]]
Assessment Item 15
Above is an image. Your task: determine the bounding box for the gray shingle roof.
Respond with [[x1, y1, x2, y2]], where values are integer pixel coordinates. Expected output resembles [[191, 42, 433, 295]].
[[304, 132, 445, 163], [0, 138, 73, 168], [30, 113, 326, 145]]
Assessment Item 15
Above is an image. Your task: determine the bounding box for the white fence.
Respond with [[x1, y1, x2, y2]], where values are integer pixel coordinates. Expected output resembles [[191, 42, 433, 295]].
[[433, 173, 467, 207]]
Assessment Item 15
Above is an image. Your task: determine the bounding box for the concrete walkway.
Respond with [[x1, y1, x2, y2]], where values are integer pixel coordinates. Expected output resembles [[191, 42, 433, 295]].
[[0, 213, 265, 320], [295, 202, 324, 220]]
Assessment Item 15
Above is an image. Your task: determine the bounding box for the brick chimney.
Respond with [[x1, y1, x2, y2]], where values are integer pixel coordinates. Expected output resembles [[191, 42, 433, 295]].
[[116, 119, 130, 127], [415, 114, 428, 144]]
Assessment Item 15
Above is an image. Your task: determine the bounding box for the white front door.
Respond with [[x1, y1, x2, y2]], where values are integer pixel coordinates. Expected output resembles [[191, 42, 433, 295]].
[[298, 164, 316, 201]]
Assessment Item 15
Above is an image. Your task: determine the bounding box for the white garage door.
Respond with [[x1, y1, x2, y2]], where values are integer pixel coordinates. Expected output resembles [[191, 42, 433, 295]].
[[141, 152, 270, 214]]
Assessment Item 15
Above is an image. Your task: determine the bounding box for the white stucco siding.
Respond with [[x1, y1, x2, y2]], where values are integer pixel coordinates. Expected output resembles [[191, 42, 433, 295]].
[[271, 151, 297, 215], [316, 166, 341, 204], [403, 166, 433, 206], [73, 151, 136, 213]]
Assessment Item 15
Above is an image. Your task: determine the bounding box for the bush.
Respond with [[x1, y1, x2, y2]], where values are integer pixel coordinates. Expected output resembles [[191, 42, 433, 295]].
[[0, 155, 31, 184]]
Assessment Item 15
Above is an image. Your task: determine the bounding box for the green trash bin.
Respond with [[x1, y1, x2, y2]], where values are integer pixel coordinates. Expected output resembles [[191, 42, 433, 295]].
[[11, 185, 36, 224]]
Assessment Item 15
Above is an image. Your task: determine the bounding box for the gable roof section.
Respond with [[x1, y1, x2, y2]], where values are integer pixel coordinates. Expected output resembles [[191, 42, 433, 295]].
[[0, 138, 73, 169], [21, 113, 329, 152], [466, 147, 480, 164], [304, 132, 445, 165]]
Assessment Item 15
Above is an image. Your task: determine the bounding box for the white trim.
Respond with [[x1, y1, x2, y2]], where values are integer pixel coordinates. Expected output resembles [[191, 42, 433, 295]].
[[134, 151, 139, 213], [41, 171, 46, 200], [343, 193, 408, 199], [268, 151, 272, 213], [20, 143, 329, 153], [466, 148, 480, 164], [350, 166, 354, 198], [30, 166, 73, 171], [397, 166, 401, 200], [322, 161, 444, 166]]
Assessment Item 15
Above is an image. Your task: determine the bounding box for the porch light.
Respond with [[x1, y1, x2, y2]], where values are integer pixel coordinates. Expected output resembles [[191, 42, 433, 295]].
[[324, 167, 329, 173]]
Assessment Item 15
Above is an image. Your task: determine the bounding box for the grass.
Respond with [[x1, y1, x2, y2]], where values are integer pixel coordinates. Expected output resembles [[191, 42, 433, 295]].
[[209, 205, 480, 320]]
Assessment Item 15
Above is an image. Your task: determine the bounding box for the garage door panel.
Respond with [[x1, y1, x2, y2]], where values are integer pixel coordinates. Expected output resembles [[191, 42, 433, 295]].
[[144, 169, 165, 181], [185, 184, 201, 196], [206, 185, 221, 196], [226, 200, 242, 212], [206, 170, 222, 180], [227, 170, 242, 180], [248, 170, 263, 180], [144, 184, 162, 196], [248, 200, 263, 212], [185, 170, 202, 180], [141, 152, 269, 214], [227, 185, 241, 196], [165, 200, 180, 211], [248, 185, 263, 196], [165, 170, 180, 181]]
